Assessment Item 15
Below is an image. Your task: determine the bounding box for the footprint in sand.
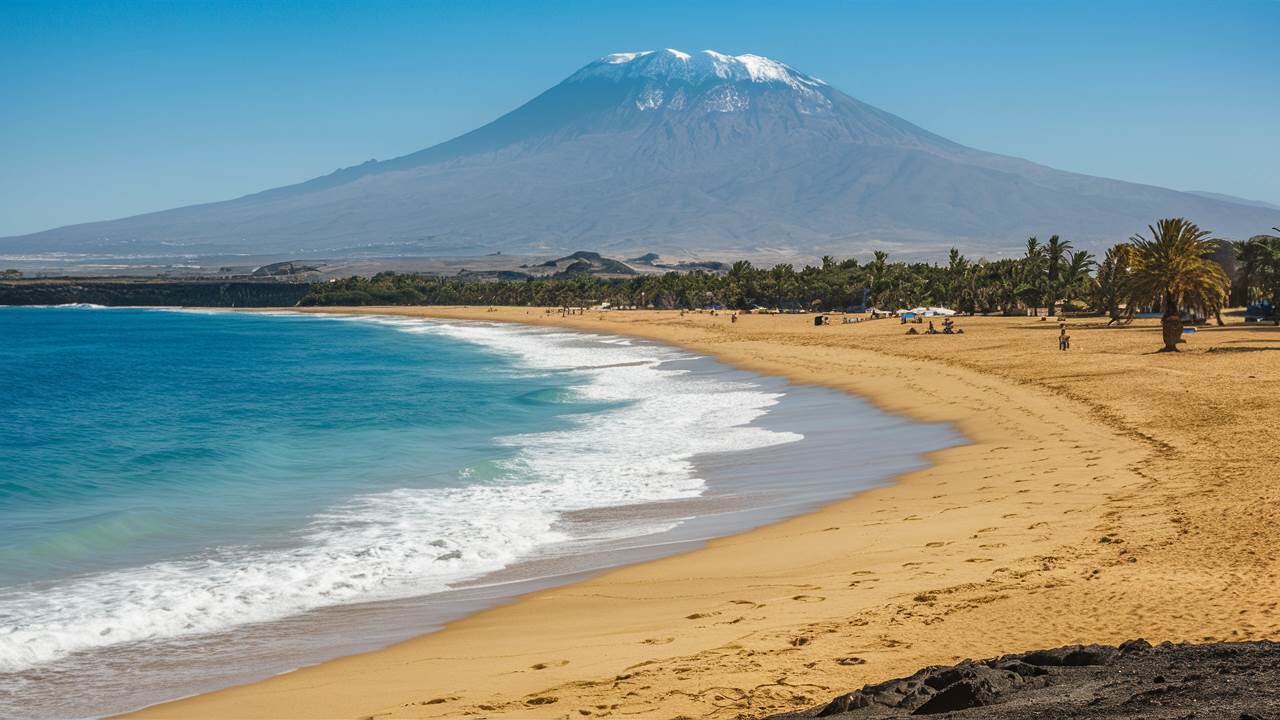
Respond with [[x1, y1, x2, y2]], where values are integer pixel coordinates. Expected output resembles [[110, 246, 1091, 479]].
[[686, 610, 726, 620], [792, 594, 826, 602], [924, 541, 948, 548], [837, 656, 867, 665], [530, 660, 570, 670], [641, 637, 675, 645]]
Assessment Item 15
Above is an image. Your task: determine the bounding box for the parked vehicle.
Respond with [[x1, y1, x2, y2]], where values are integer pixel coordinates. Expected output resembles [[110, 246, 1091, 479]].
[[1245, 300, 1278, 325]]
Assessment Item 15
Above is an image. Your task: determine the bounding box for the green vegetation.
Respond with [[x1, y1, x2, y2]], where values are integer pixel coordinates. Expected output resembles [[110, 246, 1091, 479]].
[[9, 219, 1263, 345], [302, 241, 1101, 313], [1123, 218, 1231, 351], [1090, 244, 1135, 325], [1235, 231, 1280, 306], [301, 218, 1275, 346], [0, 279, 311, 307]]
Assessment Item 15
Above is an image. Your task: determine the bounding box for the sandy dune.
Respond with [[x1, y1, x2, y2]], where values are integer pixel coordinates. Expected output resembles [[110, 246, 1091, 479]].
[[126, 309, 1280, 719]]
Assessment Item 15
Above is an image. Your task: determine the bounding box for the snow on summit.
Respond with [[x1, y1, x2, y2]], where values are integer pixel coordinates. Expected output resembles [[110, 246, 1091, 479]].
[[571, 49, 825, 91], [603, 51, 654, 64]]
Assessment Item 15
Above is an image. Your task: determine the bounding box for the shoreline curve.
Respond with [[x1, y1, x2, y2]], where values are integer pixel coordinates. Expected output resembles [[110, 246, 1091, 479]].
[[124, 307, 1277, 719]]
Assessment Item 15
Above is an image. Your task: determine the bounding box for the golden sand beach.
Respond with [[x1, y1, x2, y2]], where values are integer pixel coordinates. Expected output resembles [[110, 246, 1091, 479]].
[[127, 308, 1280, 719]]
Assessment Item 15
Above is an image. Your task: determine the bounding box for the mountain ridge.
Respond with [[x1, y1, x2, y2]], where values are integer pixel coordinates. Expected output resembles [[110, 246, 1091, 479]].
[[4, 48, 1277, 259]]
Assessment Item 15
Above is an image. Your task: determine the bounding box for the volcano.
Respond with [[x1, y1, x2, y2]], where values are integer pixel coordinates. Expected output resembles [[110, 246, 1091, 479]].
[[6, 49, 1276, 259]]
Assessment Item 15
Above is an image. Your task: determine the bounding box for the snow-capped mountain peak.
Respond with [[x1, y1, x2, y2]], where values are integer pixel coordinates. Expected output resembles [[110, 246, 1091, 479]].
[[13, 47, 1274, 261], [570, 48, 826, 92], [602, 50, 654, 64]]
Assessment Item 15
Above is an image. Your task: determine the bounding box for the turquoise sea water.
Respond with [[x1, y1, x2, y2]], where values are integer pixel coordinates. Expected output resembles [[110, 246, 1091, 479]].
[[0, 307, 956, 718], [0, 308, 603, 589]]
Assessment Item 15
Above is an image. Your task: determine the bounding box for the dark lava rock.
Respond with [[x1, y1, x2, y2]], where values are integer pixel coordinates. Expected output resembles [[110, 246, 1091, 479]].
[[770, 640, 1280, 719]]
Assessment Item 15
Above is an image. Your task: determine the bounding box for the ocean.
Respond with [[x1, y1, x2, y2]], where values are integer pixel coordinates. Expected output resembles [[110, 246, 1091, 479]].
[[0, 307, 957, 718]]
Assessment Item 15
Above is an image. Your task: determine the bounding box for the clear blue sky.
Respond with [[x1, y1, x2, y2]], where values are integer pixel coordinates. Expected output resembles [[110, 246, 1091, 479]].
[[2, 0, 1277, 237]]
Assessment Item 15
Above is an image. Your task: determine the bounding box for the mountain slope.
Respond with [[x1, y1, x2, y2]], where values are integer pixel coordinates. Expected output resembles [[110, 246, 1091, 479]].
[[1186, 191, 1280, 212], [5, 49, 1277, 258]]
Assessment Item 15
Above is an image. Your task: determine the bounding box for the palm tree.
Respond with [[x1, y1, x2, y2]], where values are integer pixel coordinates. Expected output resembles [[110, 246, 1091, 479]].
[[866, 251, 890, 307], [1126, 218, 1230, 352], [1021, 238, 1046, 314], [1091, 243, 1134, 325], [1044, 235, 1073, 315], [1236, 233, 1280, 306], [1059, 249, 1095, 310], [944, 248, 971, 309], [729, 260, 754, 279]]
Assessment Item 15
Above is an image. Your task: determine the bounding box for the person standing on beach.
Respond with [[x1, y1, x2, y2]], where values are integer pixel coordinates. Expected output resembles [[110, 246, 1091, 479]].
[[1059, 327, 1070, 351]]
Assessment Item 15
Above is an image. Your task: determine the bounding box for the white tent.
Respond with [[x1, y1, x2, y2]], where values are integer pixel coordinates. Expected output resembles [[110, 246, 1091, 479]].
[[909, 306, 957, 317]]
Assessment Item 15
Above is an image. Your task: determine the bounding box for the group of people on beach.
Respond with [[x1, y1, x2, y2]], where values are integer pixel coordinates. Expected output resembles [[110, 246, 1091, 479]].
[[677, 308, 739, 322], [906, 317, 963, 335]]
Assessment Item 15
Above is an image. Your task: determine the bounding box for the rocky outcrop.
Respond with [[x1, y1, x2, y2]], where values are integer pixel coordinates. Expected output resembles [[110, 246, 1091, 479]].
[[770, 640, 1280, 719]]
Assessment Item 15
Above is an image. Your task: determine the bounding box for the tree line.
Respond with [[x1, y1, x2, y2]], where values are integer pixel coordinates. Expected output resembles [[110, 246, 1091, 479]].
[[302, 218, 1280, 343]]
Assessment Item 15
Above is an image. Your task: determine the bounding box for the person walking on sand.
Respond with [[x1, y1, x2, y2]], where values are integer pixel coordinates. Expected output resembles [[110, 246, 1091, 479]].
[[1059, 327, 1070, 351]]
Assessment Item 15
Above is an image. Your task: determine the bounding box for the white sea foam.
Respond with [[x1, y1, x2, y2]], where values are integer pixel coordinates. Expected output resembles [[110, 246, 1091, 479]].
[[0, 317, 800, 673]]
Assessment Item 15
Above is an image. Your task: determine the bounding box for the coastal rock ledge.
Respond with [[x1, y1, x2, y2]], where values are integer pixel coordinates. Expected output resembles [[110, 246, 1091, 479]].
[[767, 640, 1280, 719]]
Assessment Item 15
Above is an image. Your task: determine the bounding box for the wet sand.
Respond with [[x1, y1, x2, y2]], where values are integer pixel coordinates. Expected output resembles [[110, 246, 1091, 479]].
[[127, 308, 1280, 719]]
